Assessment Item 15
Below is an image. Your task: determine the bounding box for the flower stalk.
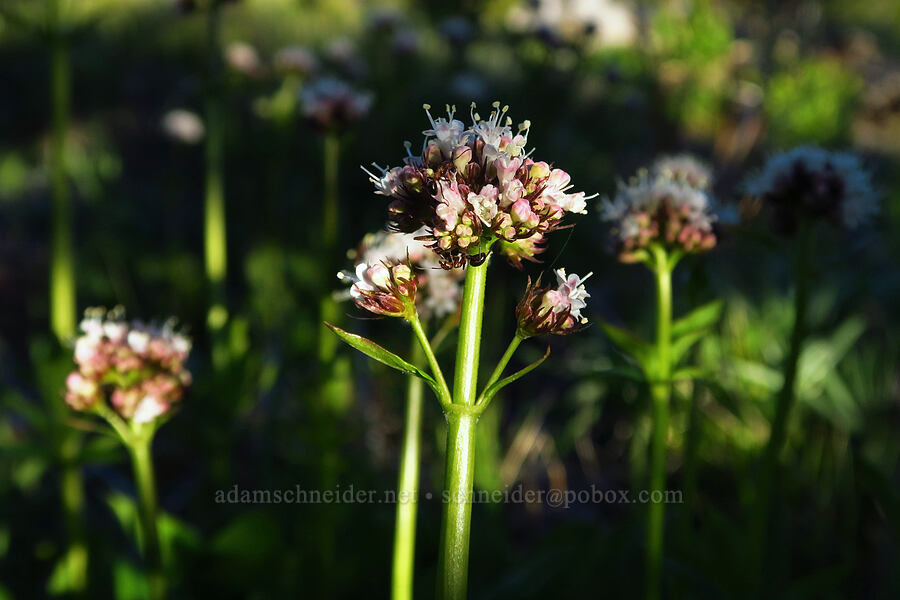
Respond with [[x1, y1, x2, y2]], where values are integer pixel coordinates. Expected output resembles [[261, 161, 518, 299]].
[[645, 245, 674, 600], [391, 328, 427, 600], [128, 432, 165, 600]]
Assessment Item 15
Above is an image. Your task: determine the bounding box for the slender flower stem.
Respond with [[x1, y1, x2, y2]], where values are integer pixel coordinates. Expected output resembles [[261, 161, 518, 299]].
[[392, 328, 427, 600], [129, 436, 165, 600], [409, 314, 450, 403], [205, 1, 228, 368], [753, 224, 813, 590], [476, 335, 522, 405], [437, 258, 489, 600], [646, 246, 673, 600]]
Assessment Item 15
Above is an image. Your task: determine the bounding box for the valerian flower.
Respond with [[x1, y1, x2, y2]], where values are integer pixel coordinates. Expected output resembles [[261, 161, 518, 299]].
[[516, 269, 592, 338], [600, 157, 718, 262], [339, 259, 418, 318], [65, 307, 191, 424], [743, 146, 878, 234], [340, 229, 464, 319], [300, 77, 373, 132], [363, 102, 593, 269]]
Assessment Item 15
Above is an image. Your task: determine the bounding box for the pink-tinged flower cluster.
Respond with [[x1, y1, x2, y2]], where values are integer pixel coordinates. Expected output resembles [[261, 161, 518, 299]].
[[65, 307, 191, 424], [341, 229, 464, 319], [363, 102, 593, 269], [339, 259, 418, 318], [600, 156, 717, 263], [300, 77, 372, 132], [743, 147, 878, 234], [516, 269, 592, 337]]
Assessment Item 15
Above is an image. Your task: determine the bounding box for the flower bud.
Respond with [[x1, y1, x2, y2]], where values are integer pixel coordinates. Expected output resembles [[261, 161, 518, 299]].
[[344, 261, 418, 318], [452, 145, 473, 172], [515, 269, 591, 338]]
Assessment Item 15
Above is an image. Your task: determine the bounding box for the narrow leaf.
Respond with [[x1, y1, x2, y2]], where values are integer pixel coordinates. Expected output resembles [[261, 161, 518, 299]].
[[324, 322, 441, 395], [671, 299, 723, 338], [479, 347, 551, 407], [599, 320, 654, 367], [670, 329, 707, 367]]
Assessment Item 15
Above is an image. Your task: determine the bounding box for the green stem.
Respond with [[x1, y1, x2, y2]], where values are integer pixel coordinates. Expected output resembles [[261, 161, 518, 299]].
[[318, 134, 341, 366], [476, 335, 522, 405], [646, 246, 673, 600], [437, 259, 489, 600], [753, 225, 813, 590], [49, 0, 75, 342], [205, 1, 228, 367], [409, 314, 450, 403], [129, 436, 165, 600], [60, 435, 87, 594], [392, 328, 426, 600], [437, 410, 478, 600]]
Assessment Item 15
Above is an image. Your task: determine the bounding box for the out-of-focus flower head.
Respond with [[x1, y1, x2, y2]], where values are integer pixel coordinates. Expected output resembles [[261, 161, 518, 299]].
[[743, 146, 878, 234], [516, 269, 591, 337], [600, 157, 717, 263], [225, 41, 265, 78], [340, 229, 464, 319], [652, 154, 712, 190], [161, 109, 205, 144], [300, 77, 373, 132], [65, 307, 191, 425], [273, 46, 318, 76], [363, 102, 594, 269], [439, 17, 475, 47]]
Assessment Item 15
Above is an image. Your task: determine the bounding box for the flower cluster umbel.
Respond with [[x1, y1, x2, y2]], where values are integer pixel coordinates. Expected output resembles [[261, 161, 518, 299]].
[[340, 228, 465, 319], [600, 155, 717, 263], [363, 102, 592, 269], [743, 146, 878, 234], [516, 269, 592, 337], [65, 307, 192, 425]]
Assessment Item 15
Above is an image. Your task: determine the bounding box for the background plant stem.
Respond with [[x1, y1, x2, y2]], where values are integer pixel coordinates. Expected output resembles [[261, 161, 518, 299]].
[[392, 327, 426, 600], [129, 437, 165, 600], [437, 260, 489, 600], [205, 1, 228, 369], [646, 248, 672, 600], [753, 225, 813, 592], [49, 1, 88, 592], [317, 133, 341, 367]]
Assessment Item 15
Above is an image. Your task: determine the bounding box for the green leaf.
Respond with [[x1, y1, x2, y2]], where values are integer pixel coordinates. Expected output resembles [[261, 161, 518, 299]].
[[592, 366, 647, 383], [671, 299, 723, 338], [478, 347, 551, 407], [671, 366, 706, 382], [599, 320, 654, 369], [324, 322, 441, 396], [670, 329, 707, 367]]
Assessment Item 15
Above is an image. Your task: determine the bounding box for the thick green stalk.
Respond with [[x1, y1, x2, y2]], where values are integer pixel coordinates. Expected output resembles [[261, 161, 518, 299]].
[[129, 437, 165, 600], [205, 1, 228, 367], [646, 247, 673, 600], [437, 410, 478, 600], [392, 329, 426, 600], [753, 226, 813, 591], [437, 259, 489, 600]]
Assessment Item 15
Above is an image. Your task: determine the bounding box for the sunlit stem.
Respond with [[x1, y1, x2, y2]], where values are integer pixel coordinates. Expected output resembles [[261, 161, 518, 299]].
[[205, 0, 228, 367], [646, 244, 673, 600], [437, 257, 489, 600], [128, 433, 165, 600], [392, 327, 427, 600], [409, 313, 450, 403]]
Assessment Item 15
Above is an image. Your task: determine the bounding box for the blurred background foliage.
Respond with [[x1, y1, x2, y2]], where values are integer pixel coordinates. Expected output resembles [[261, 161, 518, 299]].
[[0, 0, 898, 598]]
